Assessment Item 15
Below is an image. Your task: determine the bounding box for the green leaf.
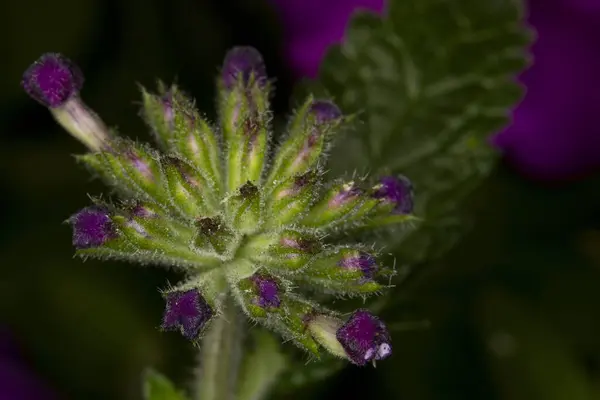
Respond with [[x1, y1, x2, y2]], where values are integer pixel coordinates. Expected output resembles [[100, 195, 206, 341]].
[[307, 0, 531, 264], [143, 369, 189, 400]]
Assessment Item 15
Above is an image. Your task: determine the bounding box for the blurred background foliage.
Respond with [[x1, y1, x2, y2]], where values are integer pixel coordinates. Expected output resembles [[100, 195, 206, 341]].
[[2, 0, 600, 399]]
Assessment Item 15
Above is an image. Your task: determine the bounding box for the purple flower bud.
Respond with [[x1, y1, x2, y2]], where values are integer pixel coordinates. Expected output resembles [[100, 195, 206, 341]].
[[21, 53, 84, 108], [68, 206, 116, 249], [328, 183, 362, 208], [336, 309, 392, 366], [250, 275, 281, 308], [309, 100, 342, 124], [338, 250, 378, 278], [221, 46, 267, 89], [161, 289, 213, 340], [373, 175, 414, 214]]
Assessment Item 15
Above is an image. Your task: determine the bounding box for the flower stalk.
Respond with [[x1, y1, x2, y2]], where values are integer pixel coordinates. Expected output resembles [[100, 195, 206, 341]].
[[195, 297, 244, 400]]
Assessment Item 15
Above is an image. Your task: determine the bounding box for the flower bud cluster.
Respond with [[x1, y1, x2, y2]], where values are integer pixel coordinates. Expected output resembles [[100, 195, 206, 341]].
[[22, 48, 416, 366]]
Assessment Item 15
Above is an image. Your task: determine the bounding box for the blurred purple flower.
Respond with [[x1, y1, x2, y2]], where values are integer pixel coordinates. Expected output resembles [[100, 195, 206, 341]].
[[270, 0, 600, 181], [494, 0, 600, 180], [0, 329, 58, 400], [270, 0, 385, 78]]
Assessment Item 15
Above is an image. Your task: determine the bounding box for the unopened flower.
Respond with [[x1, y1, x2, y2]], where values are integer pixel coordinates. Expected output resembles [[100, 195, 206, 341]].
[[24, 47, 416, 365], [21, 53, 112, 151], [336, 309, 392, 366], [309, 100, 342, 124], [162, 289, 214, 340], [373, 175, 414, 214], [221, 46, 268, 89], [68, 206, 116, 249], [251, 275, 281, 308], [21, 53, 83, 108]]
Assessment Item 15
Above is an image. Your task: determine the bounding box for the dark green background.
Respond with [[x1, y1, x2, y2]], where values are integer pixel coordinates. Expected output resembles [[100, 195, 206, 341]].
[[3, 0, 600, 399]]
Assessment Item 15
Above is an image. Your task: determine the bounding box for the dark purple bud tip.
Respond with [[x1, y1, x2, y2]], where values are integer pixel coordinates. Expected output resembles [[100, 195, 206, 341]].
[[336, 309, 392, 366], [339, 250, 378, 278], [250, 275, 281, 308], [22, 53, 84, 108], [309, 100, 342, 124], [221, 46, 267, 89], [294, 171, 317, 188], [161, 289, 213, 340], [238, 181, 259, 199], [373, 175, 414, 214], [69, 206, 116, 249]]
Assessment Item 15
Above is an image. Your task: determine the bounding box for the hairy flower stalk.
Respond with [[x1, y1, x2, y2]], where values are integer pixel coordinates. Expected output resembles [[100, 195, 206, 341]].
[[22, 48, 416, 396]]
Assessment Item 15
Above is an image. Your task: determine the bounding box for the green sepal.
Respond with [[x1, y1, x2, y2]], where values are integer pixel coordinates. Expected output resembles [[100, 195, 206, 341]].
[[77, 140, 173, 211], [242, 82, 271, 185], [278, 295, 321, 357], [142, 84, 224, 195], [120, 201, 195, 244], [265, 96, 340, 189], [306, 315, 347, 360], [236, 232, 279, 260], [142, 368, 189, 400], [265, 170, 319, 228], [360, 213, 421, 230], [140, 82, 174, 150], [76, 246, 220, 270], [227, 182, 262, 234], [76, 150, 136, 199], [118, 142, 167, 201], [302, 276, 384, 296], [162, 156, 217, 219], [296, 247, 388, 296], [257, 229, 323, 272], [300, 180, 363, 228], [307, 247, 374, 281], [110, 214, 222, 269], [219, 75, 271, 192], [171, 96, 223, 195]]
